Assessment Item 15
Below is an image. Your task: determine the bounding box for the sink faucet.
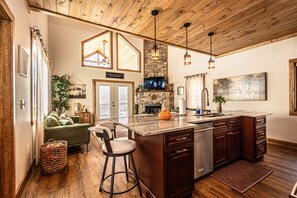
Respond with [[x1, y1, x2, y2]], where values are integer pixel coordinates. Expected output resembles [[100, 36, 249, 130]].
[[201, 88, 210, 114]]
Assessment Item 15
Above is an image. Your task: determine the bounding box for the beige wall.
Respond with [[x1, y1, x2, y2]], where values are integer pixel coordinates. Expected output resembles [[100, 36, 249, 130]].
[[49, 17, 144, 115], [168, 37, 297, 143], [6, 0, 48, 192]]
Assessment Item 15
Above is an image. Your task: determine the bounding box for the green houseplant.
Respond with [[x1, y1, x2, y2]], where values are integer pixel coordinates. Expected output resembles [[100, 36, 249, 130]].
[[51, 74, 70, 114], [212, 95, 226, 113]]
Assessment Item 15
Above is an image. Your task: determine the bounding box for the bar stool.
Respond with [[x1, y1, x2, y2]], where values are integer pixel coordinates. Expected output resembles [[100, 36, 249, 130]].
[[99, 121, 117, 138], [95, 125, 142, 198]]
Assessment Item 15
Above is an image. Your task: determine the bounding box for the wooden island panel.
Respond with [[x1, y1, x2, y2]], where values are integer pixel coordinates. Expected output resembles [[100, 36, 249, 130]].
[[129, 128, 194, 198]]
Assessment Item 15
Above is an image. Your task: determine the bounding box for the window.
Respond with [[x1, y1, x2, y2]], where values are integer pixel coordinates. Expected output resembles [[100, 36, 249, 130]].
[[185, 74, 205, 109], [82, 31, 112, 69], [116, 33, 141, 72], [289, 58, 297, 115]]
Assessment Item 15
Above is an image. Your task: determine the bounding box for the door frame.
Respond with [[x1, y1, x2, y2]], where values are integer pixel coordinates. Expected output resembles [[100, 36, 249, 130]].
[[0, 0, 15, 197], [92, 79, 134, 123]]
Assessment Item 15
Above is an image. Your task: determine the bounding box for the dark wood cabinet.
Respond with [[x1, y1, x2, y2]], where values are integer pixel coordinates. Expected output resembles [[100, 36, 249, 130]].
[[213, 118, 241, 167], [213, 129, 229, 166], [129, 128, 194, 198], [229, 128, 242, 160], [242, 116, 267, 162], [75, 112, 91, 123], [166, 145, 194, 198], [165, 130, 194, 198]]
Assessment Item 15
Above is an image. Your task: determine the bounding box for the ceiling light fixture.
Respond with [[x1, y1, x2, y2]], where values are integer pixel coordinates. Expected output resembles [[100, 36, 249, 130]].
[[208, 32, 215, 69], [183, 23, 191, 65], [151, 9, 160, 60]]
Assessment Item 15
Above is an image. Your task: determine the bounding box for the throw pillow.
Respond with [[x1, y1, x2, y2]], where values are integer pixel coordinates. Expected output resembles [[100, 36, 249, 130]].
[[49, 112, 60, 121], [59, 119, 73, 126], [66, 117, 74, 125], [45, 115, 61, 127], [60, 113, 67, 120]]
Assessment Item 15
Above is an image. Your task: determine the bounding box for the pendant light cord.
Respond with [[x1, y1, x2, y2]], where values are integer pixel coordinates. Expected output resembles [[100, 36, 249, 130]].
[[154, 15, 157, 46], [210, 35, 212, 58], [186, 27, 188, 53]]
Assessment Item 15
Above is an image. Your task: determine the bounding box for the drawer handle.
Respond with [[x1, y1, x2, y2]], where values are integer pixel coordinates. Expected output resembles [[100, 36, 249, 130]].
[[176, 148, 188, 154], [176, 137, 187, 141]]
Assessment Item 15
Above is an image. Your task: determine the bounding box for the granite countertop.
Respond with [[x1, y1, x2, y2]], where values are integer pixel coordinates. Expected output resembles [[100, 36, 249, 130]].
[[107, 111, 272, 136]]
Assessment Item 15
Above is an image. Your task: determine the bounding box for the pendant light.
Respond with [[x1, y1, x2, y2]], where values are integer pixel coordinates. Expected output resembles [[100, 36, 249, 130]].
[[208, 32, 215, 69], [183, 23, 191, 65], [151, 10, 160, 60]]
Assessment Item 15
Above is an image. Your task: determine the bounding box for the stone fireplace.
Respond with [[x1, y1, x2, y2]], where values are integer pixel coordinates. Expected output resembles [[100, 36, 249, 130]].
[[135, 40, 174, 114]]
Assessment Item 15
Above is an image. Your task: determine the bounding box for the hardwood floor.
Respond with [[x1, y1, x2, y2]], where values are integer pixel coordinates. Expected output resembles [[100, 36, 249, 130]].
[[21, 135, 297, 198]]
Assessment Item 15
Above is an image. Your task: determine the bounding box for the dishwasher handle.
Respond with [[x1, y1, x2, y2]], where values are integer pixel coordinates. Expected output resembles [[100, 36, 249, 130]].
[[194, 127, 214, 133]]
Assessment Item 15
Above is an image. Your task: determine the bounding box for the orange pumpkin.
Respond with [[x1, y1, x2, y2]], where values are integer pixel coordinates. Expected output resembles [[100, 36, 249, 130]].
[[159, 110, 172, 120]]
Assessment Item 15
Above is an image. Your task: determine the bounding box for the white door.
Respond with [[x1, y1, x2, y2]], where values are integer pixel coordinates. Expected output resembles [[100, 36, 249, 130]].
[[96, 82, 133, 120]]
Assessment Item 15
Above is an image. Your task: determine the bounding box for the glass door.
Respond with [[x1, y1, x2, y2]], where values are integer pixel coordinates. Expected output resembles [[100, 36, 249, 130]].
[[96, 82, 133, 120], [117, 85, 129, 117], [98, 85, 113, 119]]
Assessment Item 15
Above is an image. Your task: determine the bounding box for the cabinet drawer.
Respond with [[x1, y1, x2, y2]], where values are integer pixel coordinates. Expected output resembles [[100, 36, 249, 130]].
[[229, 117, 241, 130], [256, 126, 266, 141], [213, 119, 228, 128], [165, 129, 193, 150], [256, 140, 266, 158], [256, 116, 266, 126]]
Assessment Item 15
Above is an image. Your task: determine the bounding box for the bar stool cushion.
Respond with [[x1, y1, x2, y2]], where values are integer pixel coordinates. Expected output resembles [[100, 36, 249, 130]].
[[102, 138, 136, 154]]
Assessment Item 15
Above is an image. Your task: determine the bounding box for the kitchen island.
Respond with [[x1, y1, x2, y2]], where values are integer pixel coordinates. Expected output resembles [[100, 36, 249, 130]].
[[109, 111, 271, 198]]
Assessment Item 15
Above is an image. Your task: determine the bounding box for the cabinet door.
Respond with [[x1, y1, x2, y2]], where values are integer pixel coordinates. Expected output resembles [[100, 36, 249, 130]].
[[229, 129, 241, 160], [213, 131, 228, 167], [166, 145, 194, 198]]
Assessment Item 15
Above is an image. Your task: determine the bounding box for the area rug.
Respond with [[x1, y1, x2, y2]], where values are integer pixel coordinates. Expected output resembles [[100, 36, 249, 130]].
[[211, 160, 273, 193]]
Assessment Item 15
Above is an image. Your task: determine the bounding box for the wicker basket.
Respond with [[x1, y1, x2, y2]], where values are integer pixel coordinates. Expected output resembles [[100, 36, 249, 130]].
[[40, 139, 67, 174]]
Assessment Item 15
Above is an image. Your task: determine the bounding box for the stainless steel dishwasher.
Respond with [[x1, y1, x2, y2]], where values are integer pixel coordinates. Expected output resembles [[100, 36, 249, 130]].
[[194, 122, 214, 179]]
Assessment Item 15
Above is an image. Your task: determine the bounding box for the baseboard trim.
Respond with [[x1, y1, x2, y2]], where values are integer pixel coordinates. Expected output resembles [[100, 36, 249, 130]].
[[16, 159, 35, 198], [267, 138, 297, 150]]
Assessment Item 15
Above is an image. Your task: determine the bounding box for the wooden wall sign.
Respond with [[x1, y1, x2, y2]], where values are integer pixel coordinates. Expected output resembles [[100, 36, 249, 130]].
[[106, 72, 124, 79]]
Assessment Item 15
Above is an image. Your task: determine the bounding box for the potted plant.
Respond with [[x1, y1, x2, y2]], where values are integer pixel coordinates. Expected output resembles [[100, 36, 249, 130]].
[[212, 95, 226, 113], [51, 74, 70, 114]]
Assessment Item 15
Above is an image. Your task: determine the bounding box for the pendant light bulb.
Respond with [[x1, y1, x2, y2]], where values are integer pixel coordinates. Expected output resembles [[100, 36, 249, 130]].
[[152, 44, 160, 60], [183, 23, 191, 65], [208, 32, 215, 69], [151, 10, 160, 60]]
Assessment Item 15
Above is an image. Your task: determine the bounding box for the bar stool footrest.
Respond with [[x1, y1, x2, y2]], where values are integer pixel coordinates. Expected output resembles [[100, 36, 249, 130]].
[[100, 171, 139, 195]]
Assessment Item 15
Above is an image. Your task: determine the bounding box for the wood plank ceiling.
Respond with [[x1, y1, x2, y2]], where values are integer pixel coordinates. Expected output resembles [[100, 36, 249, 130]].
[[27, 0, 297, 56]]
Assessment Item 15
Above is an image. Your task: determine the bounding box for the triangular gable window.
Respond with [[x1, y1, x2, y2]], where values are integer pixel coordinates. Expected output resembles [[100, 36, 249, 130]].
[[82, 31, 112, 69], [116, 33, 140, 72]]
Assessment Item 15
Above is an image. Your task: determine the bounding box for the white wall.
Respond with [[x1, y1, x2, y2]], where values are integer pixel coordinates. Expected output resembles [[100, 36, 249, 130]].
[[49, 17, 143, 114], [168, 37, 297, 143], [6, 0, 48, 192]]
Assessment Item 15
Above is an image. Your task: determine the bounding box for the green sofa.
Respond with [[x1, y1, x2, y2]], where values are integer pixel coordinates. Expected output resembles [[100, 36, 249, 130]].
[[44, 113, 90, 149]]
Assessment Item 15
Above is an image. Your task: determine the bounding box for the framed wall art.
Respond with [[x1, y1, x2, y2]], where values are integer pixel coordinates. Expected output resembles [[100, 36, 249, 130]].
[[18, 45, 29, 77], [69, 84, 86, 99], [213, 72, 267, 101]]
